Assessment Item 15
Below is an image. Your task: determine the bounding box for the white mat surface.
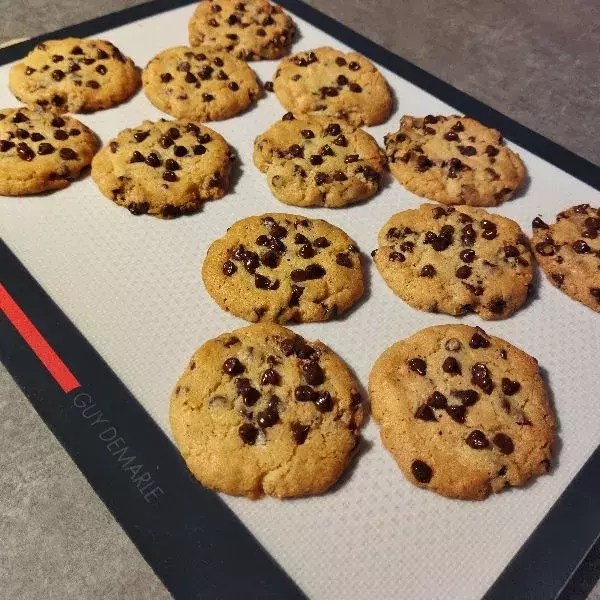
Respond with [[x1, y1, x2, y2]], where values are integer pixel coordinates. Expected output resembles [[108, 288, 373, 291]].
[[1, 4, 599, 599]]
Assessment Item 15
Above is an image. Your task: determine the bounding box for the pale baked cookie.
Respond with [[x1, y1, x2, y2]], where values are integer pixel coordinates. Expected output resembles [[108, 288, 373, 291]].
[[170, 323, 364, 498], [142, 46, 261, 120], [202, 213, 365, 323], [188, 0, 295, 61], [373, 204, 534, 320], [369, 324, 556, 500], [273, 47, 392, 127], [92, 119, 233, 218], [253, 113, 386, 207], [384, 115, 526, 206], [531, 204, 600, 312], [0, 107, 97, 195], [9, 38, 139, 114]]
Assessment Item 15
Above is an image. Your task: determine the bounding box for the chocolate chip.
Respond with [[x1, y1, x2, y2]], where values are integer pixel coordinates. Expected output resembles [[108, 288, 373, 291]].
[[551, 273, 564, 286], [333, 134, 347, 147], [243, 252, 260, 273], [314, 172, 329, 185], [420, 264, 436, 277], [133, 131, 150, 143], [458, 145, 476, 156], [222, 260, 236, 276], [172, 145, 187, 158], [471, 363, 494, 394], [255, 273, 272, 289], [332, 170, 347, 182], [315, 391, 333, 413], [349, 83, 362, 93], [37, 142, 55, 155], [444, 131, 459, 141], [109, 141, 118, 153], [58, 147, 77, 161], [68, 129, 80, 137], [335, 57, 347, 66], [348, 61, 360, 71], [488, 297, 506, 314], [282, 112, 295, 121], [423, 126, 436, 135], [446, 404, 467, 423], [389, 252, 405, 262], [530, 216, 548, 230], [303, 362, 324, 386], [158, 135, 173, 149], [227, 81, 239, 91], [261, 368, 280, 386], [129, 150, 144, 163], [96, 64, 107, 75], [261, 250, 279, 268], [163, 170, 177, 182], [165, 158, 180, 171], [223, 357, 244, 375], [291, 423, 310, 445], [51, 69, 65, 81], [86, 80, 100, 89], [411, 460, 432, 483], [481, 220, 498, 240], [400, 241, 414, 252], [461, 224, 476, 246], [295, 385, 316, 402], [466, 430, 489, 449], [70, 46, 83, 54], [501, 378, 521, 396], [416, 155, 433, 172], [25, 66, 36, 75], [485, 145, 499, 157], [458, 249, 475, 264], [415, 405, 436, 421], [535, 240, 555, 256], [493, 433, 514, 454], [442, 357, 461, 375], [202, 93, 214, 102], [288, 143, 303, 158], [294, 233, 310, 245], [313, 237, 330, 248], [54, 130, 68, 141], [452, 389, 479, 406], [257, 407, 279, 429], [16, 143, 34, 161], [238, 423, 258, 444], [590, 288, 600, 303], [469, 330, 490, 349], [52, 95, 65, 106], [573, 240, 591, 254], [336, 74, 348, 86], [319, 144, 334, 156], [16, 128, 29, 139], [344, 154, 359, 164], [241, 385, 260, 406], [309, 155, 323, 166], [167, 127, 180, 139], [427, 391, 447, 409], [263, 80, 274, 92], [455, 265, 472, 279], [298, 244, 315, 259], [408, 358, 427, 376]]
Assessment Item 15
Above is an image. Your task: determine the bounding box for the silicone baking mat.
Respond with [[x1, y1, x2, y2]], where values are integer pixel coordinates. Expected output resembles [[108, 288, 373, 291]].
[[1, 1, 600, 598]]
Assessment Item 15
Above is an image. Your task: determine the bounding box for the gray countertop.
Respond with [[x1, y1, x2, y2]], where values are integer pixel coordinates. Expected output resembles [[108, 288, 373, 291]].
[[1, 1, 599, 598]]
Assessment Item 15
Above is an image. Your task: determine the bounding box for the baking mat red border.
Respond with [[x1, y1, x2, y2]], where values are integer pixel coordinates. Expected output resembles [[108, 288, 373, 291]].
[[1, 1, 600, 599]]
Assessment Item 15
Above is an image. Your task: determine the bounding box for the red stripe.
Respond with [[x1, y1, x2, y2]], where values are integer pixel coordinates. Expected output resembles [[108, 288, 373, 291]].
[[0, 284, 80, 393]]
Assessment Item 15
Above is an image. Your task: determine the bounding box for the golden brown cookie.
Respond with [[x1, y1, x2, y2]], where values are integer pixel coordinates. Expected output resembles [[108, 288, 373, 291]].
[[188, 0, 295, 61], [373, 204, 534, 319], [92, 119, 233, 218], [273, 47, 392, 126], [384, 115, 526, 206], [142, 46, 261, 120], [9, 38, 139, 114], [531, 204, 600, 312], [369, 324, 556, 500], [253, 113, 386, 207], [202, 213, 365, 323], [0, 107, 97, 195], [170, 323, 364, 498]]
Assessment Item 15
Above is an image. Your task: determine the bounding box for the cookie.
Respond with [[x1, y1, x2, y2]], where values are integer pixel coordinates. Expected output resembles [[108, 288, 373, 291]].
[[369, 324, 556, 500], [0, 108, 97, 195], [531, 204, 600, 312], [384, 115, 526, 206], [373, 204, 534, 320], [202, 213, 365, 323], [9, 38, 139, 114], [92, 119, 233, 218], [188, 0, 295, 61], [170, 323, 364, 498], [253, 113, 386, 207], [142, 46, 261, 121], [273, 47, 392, 127]]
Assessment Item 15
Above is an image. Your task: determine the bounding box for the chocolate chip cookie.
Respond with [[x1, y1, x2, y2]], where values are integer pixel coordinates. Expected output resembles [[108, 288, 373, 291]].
[[384, 115, 526, 206], [373, 204, 534, 319], [170, 323, 364, 498], [92, 119, 233, 218], [253, 113, 386, 207], [9, 38, 139, 114], [142, 46, 261, 121], [531, 204, 600, 312], [0, 108, 98, 195], [188, 0, 295, 61], [273, 47, 392, 127], [369, 324, 556, 500], [202, 213, 365, 322]]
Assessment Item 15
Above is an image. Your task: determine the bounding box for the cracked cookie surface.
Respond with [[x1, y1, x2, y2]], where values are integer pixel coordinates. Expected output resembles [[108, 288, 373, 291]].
[[202, 213, 365, 323], [170, 323, 364, 498], [273, 46, 392, 126], [373, 204, 534, 320], [253, 113, 386, 207], [0, 107, 98, 195], [143, 46, 261, 121], [531, 204, 600, 312], [369, 324, 556, 500], [188, 0, 295, 61], [9, 38, 139, 114], [91, 119, 233, 218], [384, 115, 526, 206]]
